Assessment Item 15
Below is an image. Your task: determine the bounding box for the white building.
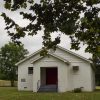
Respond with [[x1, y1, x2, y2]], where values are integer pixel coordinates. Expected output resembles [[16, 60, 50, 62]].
[[16, 46, 95, 92]]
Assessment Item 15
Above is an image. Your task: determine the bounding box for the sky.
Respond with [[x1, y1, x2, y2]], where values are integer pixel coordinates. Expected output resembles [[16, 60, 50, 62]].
[[0, 0, 92, 58]]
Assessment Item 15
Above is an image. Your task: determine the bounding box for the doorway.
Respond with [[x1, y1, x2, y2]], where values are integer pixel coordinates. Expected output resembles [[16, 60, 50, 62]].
[[46, 68, 58, 85]]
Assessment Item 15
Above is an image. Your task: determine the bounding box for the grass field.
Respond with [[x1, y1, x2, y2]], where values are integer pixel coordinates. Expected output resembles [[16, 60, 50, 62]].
[[0, 87, 100, 100]]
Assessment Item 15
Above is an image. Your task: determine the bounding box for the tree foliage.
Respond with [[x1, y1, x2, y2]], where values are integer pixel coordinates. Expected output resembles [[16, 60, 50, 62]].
[[0, 42, 28, 86], [94, 54, 100, 85], [1, 0, 100, 57]]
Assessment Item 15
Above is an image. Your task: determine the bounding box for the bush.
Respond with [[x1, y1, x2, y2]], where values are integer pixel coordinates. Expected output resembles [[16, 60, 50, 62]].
[[73, 87, 83, 93]]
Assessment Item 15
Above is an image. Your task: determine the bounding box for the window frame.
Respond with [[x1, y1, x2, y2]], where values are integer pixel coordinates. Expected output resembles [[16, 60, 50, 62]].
[[73, 66, 79, 71], [28, 67, 33, 74]]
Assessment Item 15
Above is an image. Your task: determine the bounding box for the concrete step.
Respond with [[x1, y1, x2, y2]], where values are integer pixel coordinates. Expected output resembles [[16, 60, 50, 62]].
[[38, 85, 57, 92]]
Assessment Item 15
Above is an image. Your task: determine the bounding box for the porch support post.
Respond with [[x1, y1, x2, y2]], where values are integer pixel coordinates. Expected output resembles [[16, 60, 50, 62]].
[[58, 66, 69, 92], [33, 66, 40, 92]]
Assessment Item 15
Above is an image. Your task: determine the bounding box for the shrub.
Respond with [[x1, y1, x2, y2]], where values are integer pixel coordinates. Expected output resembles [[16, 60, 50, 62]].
[[73, 88, 82, 93]]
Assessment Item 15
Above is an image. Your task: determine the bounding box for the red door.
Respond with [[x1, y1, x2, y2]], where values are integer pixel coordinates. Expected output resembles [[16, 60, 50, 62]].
[[46, 68, 58, 85]]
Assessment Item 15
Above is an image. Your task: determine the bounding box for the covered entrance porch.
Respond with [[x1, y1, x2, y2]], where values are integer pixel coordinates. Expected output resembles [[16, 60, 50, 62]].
[[38, 67, 58, 92]]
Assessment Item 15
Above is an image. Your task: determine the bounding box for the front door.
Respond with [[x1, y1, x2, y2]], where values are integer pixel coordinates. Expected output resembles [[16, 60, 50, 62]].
[[46, 68, 58, 85]]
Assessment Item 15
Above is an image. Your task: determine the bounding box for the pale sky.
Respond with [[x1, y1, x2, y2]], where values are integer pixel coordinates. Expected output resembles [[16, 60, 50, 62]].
[[0, 0, 92, 58]]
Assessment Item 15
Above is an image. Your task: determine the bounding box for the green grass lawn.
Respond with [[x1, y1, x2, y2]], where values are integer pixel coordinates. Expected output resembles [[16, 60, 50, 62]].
[[0, 87, 100, 100]]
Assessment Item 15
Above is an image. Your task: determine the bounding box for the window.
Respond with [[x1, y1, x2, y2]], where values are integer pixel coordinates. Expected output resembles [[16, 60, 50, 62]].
[[21, 78, 26, 82], [73, 66, 79, 71], [28, 67, 33, 74]]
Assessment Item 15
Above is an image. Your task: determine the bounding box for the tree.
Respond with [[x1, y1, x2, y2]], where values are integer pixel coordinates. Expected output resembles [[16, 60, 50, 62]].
[[1, 0, 100, 57], [93, 52, 100, 85], [0, 42, 28, 86]]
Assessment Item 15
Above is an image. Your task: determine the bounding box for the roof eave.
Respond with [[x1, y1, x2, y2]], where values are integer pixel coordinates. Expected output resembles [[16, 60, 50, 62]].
[[16, 48, 42, 66], [57, 45, 91, 63]]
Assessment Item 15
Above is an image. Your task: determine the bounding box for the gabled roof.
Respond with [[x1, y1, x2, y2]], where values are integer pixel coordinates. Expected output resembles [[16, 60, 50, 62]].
[[57, 45, 91, 63], [15, 48, 42, 66], [16, 45, 91, 66], [31, 53, 70, 65]]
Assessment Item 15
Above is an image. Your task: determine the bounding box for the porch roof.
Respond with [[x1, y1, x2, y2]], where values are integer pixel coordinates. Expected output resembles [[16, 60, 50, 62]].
[[31, 53, 70, 65]]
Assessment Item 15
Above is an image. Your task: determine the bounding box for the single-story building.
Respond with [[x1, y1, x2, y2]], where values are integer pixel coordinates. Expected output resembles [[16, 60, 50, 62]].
[[16, 46, 95, 92]]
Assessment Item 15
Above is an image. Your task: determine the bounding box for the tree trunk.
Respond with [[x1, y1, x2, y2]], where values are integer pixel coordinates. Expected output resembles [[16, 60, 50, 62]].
[[11, 80, 15, 87]]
